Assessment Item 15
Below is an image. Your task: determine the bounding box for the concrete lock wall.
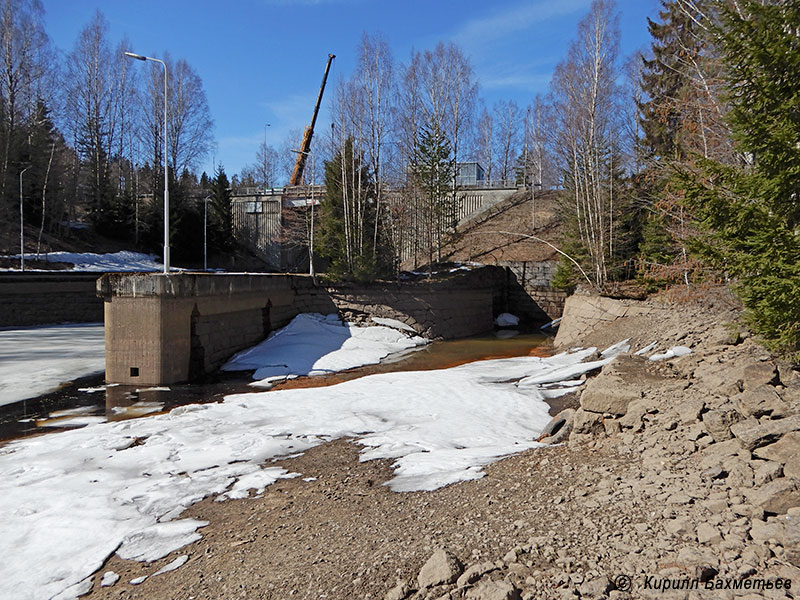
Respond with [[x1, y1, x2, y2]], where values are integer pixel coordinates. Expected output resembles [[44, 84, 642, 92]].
[[0, 273, 104, 327], [98, 267, 513, 386]]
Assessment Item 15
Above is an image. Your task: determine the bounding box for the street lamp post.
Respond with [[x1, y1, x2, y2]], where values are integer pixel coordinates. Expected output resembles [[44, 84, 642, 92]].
[[19, 165, 31, 271], [203, 195, 210, 271], [125, 51, 169, 273], [263, 123, 271, 188], [309, 153, 316, 278]]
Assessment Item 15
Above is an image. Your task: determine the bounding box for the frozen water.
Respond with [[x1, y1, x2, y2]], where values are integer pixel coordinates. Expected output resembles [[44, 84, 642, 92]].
[[0, 323, 105, 407]]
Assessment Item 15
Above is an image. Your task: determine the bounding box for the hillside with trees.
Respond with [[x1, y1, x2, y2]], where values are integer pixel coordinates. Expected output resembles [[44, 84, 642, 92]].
[[0, 1, 218, 264]]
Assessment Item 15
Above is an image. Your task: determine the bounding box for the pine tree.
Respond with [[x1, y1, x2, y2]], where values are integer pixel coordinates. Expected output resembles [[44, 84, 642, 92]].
[[682, 0, 800, 356]]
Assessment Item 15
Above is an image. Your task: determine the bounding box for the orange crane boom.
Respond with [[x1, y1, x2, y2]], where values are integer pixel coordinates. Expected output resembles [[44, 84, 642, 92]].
[[289, 53, 335, 186]]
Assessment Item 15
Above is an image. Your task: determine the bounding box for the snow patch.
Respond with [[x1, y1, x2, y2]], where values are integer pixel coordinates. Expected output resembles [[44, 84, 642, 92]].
[[154, 555, 189, 576], [0, 343, 623, 600], [116, 519, 209, 562], [649, 346, 692, 361], [222, 313, 428, 383], [635, 341, 658, 356], [495, 312, 520, 327], [0, 250, 172, 272], [219, 467, 299, 500], [370, 316, 417, 333]]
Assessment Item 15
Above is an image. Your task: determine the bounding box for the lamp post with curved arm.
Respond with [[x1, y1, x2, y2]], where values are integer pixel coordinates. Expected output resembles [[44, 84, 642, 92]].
[[124, 51, 169, 273]]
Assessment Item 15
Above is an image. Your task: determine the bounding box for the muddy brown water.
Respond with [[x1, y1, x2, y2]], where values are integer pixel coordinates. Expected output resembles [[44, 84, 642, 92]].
[[0, 331, 558, 444]]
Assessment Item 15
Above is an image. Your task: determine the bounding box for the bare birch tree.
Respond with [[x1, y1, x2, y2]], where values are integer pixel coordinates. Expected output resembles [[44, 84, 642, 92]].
[[0, 0, 51, 213], [474, 105, 494, 179], [353, 32, 394, 261], [550, 0, 622, 288], [64, 11, 121, 224], [493, 99, 522, 182]]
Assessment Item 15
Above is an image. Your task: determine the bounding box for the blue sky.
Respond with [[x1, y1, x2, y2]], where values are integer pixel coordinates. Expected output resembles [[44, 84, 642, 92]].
[[41, 0, 659, 178]]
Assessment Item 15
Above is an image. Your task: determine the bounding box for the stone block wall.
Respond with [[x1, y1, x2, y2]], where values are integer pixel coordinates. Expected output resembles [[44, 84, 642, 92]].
[[499, 261, 567, 323], [190, 306, 269, 377], [0, 273, 103, 327]]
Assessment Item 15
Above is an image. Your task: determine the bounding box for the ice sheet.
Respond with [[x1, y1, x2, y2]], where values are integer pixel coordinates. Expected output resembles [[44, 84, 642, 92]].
[[0, 323, 105, 407]]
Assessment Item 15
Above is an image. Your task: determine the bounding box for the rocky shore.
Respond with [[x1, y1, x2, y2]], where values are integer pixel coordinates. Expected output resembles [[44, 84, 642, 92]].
[[88, 287, 799, 600], [382, 288, 799, 600]]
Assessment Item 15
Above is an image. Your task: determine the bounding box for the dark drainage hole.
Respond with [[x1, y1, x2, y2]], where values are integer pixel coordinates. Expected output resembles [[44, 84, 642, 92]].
[[130, 367, 140, 377]]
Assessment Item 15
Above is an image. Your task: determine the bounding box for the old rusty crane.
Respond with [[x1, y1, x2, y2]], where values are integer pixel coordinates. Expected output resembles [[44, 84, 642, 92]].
[[289, 53, 335, 186]]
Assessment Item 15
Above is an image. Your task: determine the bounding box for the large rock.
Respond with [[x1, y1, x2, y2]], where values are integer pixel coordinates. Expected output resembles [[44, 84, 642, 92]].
[[456, 562, 496, 587], [465, 580, 522, 600], [384, 582, 412, 600], [678, 397, 705, 425], [738, 361, 779, 390], [747, 478, 800, 514], [702, 406, 745, 442], [698, 438, 747, 470], [696, 522, 723, 544], [553, 295, 656, 349], [730, 415, 800, 450], [694, 359, 778, 395], [753, 460, 784, 486], [578, 577, 612, 598], [571, 408, 604, 435], [737, 384, 790, 418], [417, 548, 463, 588], [580, 355, 654, 416], [754, 432, 800, 479], [750, 517, 800, 559]]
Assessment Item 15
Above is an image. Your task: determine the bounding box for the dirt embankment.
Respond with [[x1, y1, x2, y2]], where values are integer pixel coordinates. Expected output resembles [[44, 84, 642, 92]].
[[444, 190, 563, 264], [86, 287, 800, 600]]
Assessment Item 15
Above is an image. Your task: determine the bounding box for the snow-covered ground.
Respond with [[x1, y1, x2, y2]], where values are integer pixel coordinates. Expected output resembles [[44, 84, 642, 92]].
[[0, 323, 105, 407], [0, 343, 626, 600], [0, 250, 169, 272], [222, 313, 428, 386]]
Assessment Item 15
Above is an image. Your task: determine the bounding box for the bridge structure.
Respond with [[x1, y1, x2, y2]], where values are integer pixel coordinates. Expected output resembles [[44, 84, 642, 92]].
[[230, 180, 521, 269]]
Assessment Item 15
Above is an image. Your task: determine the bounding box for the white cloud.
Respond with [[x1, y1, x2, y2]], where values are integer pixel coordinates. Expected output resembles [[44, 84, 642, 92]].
[[450, 0, 590, 48], [481, 71, 552, 91]]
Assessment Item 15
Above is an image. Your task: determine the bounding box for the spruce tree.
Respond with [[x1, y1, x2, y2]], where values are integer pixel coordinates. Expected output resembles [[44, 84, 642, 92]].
[[413, 124, 455, 267], [319, 137, 382, 280], [637, 0, 711, 161], [635, 0, 714, 278], [682, 0, 800, 357], [209, 166, 234, 253]]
